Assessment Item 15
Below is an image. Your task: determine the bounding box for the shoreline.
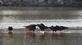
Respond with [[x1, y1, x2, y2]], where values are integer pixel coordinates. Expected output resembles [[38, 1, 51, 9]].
[[1, 30, 82, 34], [0, 7, 82, 10], [0, 26, 82, 30]]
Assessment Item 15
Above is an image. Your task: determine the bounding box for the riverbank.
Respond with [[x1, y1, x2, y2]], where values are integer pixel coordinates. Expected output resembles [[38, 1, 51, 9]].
[[1, 26, 82, 33], [0, 7, 82, 10], [1, 29, 82, 34]]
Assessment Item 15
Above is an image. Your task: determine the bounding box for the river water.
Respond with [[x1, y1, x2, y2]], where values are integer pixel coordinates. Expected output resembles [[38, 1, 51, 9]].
[[0, 7, 82, 29], [0, 32, 81, 45], [0, 7, 82, 45]]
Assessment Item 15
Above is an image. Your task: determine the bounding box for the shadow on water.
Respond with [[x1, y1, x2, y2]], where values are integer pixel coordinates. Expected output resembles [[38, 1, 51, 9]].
[[25, 32, 65, 40], [51, 33, 65, 40], [39, 34, 46, 40], [2, 31, 82, 45], [26, 32, 36, 39], [8, 32, 13, 38]]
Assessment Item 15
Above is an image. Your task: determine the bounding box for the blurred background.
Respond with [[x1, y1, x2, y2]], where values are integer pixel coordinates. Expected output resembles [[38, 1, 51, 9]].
[[0, 0, 81, 7]]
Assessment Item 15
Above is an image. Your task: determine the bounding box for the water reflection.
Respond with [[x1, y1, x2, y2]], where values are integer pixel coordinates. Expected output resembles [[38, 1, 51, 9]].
[[0, 32, 3, 45], [1, 32, 82, 45]]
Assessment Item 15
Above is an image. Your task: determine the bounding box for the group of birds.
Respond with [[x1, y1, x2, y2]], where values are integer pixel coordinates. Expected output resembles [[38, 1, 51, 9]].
[[24, 23, 68, 32], [8, 23, 68, 32]]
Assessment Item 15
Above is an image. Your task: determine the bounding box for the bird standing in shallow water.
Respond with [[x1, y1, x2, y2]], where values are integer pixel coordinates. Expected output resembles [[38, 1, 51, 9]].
[[24, 24, 37, 31], [8, 26, 13, 32], [37, 23, 48, 31], [49, 25, 68, 32]]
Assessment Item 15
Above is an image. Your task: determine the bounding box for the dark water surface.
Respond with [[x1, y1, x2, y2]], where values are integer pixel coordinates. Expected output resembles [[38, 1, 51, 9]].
[[0, 32, 82, 45]]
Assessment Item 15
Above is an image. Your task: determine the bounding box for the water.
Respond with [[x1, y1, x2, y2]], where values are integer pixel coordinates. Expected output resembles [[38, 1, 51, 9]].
[[0, 7, 82, 29], [0, 32, 82, 45], [0, 7, 82, 45]]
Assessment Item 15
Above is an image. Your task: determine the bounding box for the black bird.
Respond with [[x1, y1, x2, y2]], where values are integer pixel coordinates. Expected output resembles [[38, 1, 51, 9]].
[[37, 23, 48, 31], [24, 24, 37, 31], [49, 26, 57, 32], [59, 26, 68, 31], [50, 25, 68, 32], [8, 26, 13, 32]]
